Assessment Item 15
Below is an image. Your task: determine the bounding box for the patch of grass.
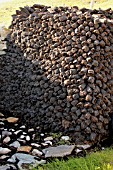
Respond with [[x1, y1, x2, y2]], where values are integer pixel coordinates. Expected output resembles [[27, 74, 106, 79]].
[[0, 0, 113, 27], [32, 148, 113, 170], [51, 132, 63, 139]]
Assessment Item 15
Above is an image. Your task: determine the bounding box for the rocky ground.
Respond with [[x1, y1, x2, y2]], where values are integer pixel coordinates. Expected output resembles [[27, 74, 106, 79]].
[[0, 111, 90, 170], [0, 111, 112, 170]]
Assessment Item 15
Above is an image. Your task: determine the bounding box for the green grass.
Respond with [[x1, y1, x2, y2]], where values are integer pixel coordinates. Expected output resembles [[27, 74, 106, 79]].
[[32, 148, 113, 170], [0, 0, 113, 27]]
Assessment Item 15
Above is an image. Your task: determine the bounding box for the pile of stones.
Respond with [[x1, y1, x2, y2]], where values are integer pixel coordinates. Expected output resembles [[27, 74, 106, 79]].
[[0, 5, 113, 145], [0, 112, 92, 170]]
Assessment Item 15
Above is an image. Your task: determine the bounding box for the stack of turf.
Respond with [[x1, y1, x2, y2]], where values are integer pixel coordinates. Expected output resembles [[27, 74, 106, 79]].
[[0, 4, 113, 144]]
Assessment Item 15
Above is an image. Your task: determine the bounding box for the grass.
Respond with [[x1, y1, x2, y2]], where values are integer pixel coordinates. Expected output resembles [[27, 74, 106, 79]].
[[32, 148, 113, 170], [0, 0, 113, 27]]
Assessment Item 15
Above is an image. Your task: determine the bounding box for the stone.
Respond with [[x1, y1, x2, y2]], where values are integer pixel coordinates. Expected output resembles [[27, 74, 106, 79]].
[[23, 132, 27, 135], [14, 130, 22, 135], [2, 130, 12, 137], [44, 136, 53, 141], [6, 117, 19, 123], [17, 139, 26, 144], [0, 122, 4, 126], [0, 155, 9, 160], [28, 128, 34, 132], [0, 147, 11, 154], [8, 153, 46, 169], [20, 135, 25, 139], [8, 153, 36, 163], [3, 136, 11, 144], [42, 145, 75, 158], [20, 125, 26, 129], [31, 143, 41, 148], [45, 141, 52, 145], [32, 149, 43, 156], [76, 148, 82, 153], [61, 136, 70, 141], [19, 160, 46, 169], [32, 134, 36, 140], [9, 141, 21, 148], [26, 135, 30, 141], [0, 113, 4, 117], [76, 144, 91, 150], [17, 146, 32, 153], [36, 127, 40, 130], [40, 133, 45, 137], [9, 128, 15, 132], [14, 124, 18, 126], [0, 164, 17, 170], [41, 143, 48, 147]]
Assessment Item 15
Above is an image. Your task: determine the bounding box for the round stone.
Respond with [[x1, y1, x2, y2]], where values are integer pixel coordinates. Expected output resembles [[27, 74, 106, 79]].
[[61, 136, 70, 141], [9, 141, 21, 148], [3, 136, 11, 144]]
